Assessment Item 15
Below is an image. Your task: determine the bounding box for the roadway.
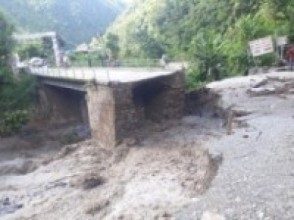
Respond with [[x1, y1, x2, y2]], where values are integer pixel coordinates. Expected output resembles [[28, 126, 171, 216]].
[[29, 65, 184, 84]]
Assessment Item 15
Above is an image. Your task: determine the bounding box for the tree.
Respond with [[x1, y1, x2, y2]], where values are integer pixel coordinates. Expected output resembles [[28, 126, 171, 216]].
[[189, 30, 225, 81], [0, 11, 13, 67], [133, 27, 164, 58], [0, 12, 35, 136], [0, 11, 14, 86], [107, 0, 294, 88], [105, 33, 120, 59]]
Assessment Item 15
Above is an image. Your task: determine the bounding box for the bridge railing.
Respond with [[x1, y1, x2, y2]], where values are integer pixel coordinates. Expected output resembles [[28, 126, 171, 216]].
[[65, 58, 162, 68], [30, 67, 101, 82]]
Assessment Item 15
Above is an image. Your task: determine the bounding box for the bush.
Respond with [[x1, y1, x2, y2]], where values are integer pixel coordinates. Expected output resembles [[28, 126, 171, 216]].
[[0, 110, 29, 136], [185, 66, 208, 90], [0, 70, 36, 136], [0, 73, 36, 111]]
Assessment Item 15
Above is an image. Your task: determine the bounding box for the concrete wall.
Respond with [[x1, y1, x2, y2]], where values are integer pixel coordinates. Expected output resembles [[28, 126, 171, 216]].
[[134, 71, 185, 122], [87, 84, 116, 148], [114, 83, 146, 142]]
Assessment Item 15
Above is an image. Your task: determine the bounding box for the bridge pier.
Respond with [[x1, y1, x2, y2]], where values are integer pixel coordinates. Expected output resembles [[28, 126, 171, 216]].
[[87, 85, 116, 147], [87, 71, 185, 148]]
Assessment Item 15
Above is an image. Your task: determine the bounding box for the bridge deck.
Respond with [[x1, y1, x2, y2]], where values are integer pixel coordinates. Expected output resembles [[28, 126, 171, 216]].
[[30, 67, 182, 84]]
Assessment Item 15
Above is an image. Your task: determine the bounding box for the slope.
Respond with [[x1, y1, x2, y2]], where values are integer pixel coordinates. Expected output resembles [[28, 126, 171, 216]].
[[0, 0, 125, 46]]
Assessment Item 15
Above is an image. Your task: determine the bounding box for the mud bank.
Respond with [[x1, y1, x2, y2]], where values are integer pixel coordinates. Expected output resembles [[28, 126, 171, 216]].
[[0, 115, 224, 220]]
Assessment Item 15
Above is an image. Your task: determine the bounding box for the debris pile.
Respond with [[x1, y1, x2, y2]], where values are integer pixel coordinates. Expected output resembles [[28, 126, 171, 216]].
[[248, 76, 294, 96]]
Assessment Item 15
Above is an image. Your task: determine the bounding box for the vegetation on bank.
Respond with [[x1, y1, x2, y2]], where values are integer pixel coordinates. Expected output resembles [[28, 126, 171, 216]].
[[107, 0, 294, 88], [0, 12, 35, 136]]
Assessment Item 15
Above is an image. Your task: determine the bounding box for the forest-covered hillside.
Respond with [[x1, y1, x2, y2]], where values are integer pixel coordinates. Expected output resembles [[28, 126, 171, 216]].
[[108, 0, 294, 83], [0, 0, 125, 46]]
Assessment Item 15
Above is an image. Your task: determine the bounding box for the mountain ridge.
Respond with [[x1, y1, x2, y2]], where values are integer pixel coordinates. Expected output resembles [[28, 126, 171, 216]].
[[0, 0, 125, 46]]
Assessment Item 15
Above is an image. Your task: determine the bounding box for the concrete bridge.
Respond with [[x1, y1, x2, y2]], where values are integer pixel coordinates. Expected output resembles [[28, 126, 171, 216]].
[[32, 67, 185, 147]]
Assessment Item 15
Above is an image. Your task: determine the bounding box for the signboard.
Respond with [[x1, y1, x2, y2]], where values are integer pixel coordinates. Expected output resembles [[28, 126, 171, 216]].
[[249, 36, 274, 57], [276, 36, 288, 46]]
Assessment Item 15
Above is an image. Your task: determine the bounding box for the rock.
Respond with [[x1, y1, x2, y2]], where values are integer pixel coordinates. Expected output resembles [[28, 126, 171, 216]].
[[162, 212, 171, 218], [71, 173, 106, 190], [251, 78, 268, 88], [284, 81, 294, 89], [82, 176, 105, 190], [243, 134, 249, 139], [84, 200, 110, 215], [231, 107, 254, 117], [247, 87, 276, 97], [122, 138, 138, 147], [0, 197, 23, 216], [234, 118, 249, 128], [201, 211, 226, 220], [249, 79, 294, 96], [3, 198, 10, 206], [209, 148, 223, 166], [267, 76, 290, 82]]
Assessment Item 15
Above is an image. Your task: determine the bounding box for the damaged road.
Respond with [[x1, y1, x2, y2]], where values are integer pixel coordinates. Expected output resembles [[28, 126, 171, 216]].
[[177, 71, 294, 220]]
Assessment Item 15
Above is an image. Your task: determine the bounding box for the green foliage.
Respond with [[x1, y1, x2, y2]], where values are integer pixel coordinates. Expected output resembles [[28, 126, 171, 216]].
[[105, 33, 120, 59], [16, 42, 45, 60], [69, 52, 160, 67], [133, 27, 164, 58], [69, 52, 105, 67], [0, 110, 29, 136], [108, 0, 294, 89], [0, 12, 35, 136], [189, 30, 225, 81], [0, 73, 36, 111], [0, 70, 36, 137], [0, 11, 13, 66], [185, 66, 207, 91], [108, 0, 168, 58]]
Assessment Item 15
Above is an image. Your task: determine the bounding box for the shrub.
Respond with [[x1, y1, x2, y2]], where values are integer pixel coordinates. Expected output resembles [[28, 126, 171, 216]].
[[0, 110, 29, 136]]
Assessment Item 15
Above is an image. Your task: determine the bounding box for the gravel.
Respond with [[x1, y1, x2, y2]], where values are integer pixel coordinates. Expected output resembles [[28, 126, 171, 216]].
[[176, 72, 294, 220]]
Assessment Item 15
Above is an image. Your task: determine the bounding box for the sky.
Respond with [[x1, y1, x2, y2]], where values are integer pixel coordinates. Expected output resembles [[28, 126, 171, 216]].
[[121, 0, 133, 4], [106, 0, 133, 7]]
